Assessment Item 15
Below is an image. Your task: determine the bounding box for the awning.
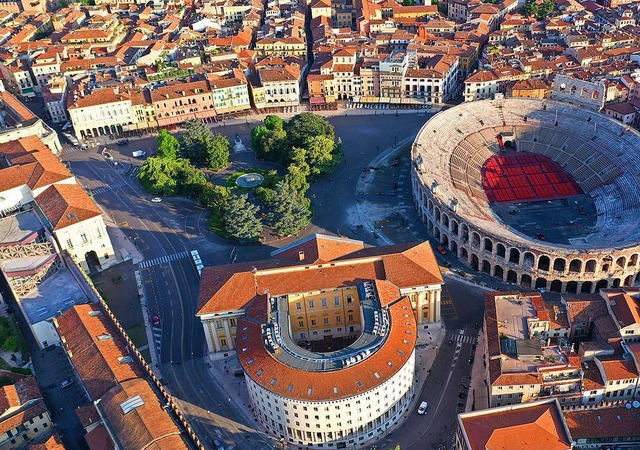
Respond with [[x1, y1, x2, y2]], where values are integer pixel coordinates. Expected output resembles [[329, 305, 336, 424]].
[[310, 97, 326, 104]]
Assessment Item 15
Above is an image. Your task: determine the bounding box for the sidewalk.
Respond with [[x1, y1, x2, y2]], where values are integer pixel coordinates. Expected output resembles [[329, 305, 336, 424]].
[[465, 328, 489, 412]]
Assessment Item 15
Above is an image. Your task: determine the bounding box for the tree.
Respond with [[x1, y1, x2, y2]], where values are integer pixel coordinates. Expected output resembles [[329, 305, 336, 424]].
[[267, 181, 311, 237], [285, 163, 310, 194], [304, 135, 341, 176], [264, 115, 285, 131], [204, 133, 230, 169], [251, 125, 269, 153], [402, 0, 415, 5], [284, 113, 335, 149], [138, 157, 179, 195], [199, 183, 230, 211], [258, 127, 287, 162], [156, 129, 179, 159], [178, 163, 208, 198], [223, 194, 262, 243], [180, 119, 213, 165]]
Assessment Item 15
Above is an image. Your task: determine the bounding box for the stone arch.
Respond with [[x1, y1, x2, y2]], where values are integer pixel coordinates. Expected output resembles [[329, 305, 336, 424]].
[[496, 243, 506, 258], [509, 248, 520, 264], [451, 241, 458, 254], [595, 279, 608, 291], [629, 254, 638, 267], [538, 255, 550, 271], [581, 281, 593, 293], [624, 275, 634, 286], [428, 199, 434, 214], [435, 208, 441, 223], [472, 232, 481, 247], [460, 223, 469, 241], [585, 259, 597, 273], [434, 228, 441, 241], [521, 274, 532, 288], [484, 238, 493, 253], [612, 278, 621, 288], [550, 280, 562, 293], [535, 277, 547, 289], [471, 254, 479, 270], [523, 252, 534, 267], [616, 256, 626, 270], [553, 258, 566, 272], [566, 281, 578, 294], [506, 270, 517, 283], [442, 214, 450, 229], [601, 259, 611, 273], [442, 234, 449, 247], [494, 265, 504, 280], [427, 219, 434, 232], [569, 259, 582, 273], [481, 260, 491, 274], [460, 247, 469, 260], [451, 220, 459, 236]]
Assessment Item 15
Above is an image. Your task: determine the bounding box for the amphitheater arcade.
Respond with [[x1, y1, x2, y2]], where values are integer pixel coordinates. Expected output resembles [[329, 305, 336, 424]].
[[411, 98, 640, 294]]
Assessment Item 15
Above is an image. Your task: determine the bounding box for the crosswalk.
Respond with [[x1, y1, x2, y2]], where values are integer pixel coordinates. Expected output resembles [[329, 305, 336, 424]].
[[90, 181, 127, 196], [138, 251, 190, 269], [126, 166, 141, 178], [448, 332, 477, 345], [152, 326, 162, 351], [62, 146, 84, 156]]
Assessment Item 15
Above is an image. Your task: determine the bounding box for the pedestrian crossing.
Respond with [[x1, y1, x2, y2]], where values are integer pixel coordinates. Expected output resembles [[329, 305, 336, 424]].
[[138, 251, 189, 269], [152, 326, 162, 350], [62, 146, 83, 156], [448, 332, 477, 345], [126, 165, 141, 178], [91, 181, 127, 196]]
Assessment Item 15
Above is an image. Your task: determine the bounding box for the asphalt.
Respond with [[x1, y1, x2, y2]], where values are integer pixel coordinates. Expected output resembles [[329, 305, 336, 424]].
[[60, 110, 508, 450]]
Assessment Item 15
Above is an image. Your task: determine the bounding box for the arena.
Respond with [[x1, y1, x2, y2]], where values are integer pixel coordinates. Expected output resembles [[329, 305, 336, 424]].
[[411, 98, 640, 294]]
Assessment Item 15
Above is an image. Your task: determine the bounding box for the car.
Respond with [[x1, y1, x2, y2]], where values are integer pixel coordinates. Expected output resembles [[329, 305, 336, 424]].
[[151, 197, 162, 203], [152, 315, 161, 327], [417, 401, 428, 415], [437, 246, 447, 255], [60, 379, 75, 389], [117, 139, 129, 146], [103, 152, 114, 161], [213, 439, 225, 450]]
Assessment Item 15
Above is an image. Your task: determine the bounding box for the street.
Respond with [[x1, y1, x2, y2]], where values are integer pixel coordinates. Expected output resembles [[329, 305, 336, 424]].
[[60, 111, 494, 449]]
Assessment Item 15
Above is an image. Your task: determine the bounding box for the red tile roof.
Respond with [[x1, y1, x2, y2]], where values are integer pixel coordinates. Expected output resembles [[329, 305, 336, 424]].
[[459, 400, 571, 450], [28, 433, 65, 450], [197, 237, 442, 314], [595, 356, 638, 381], [601, 289, 640, 328], [100, 378, 187, 450], [0, 376, 42, 416], [0, 400, 48, 436], [54, 304, 145, 400], [564, 405, 640, 440], [35, 184, 102, 231]]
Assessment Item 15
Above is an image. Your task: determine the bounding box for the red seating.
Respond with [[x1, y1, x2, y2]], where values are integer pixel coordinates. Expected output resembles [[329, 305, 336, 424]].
[[482, 152, 584, 203]]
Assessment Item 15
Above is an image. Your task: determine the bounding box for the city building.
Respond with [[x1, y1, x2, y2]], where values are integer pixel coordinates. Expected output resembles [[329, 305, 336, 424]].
[[196, 234, 443, 448]]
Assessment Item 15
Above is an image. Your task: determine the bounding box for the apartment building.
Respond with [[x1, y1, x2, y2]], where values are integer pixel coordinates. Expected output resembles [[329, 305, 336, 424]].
[[67, 86, 136, 140], [150, 80, 217, 127]]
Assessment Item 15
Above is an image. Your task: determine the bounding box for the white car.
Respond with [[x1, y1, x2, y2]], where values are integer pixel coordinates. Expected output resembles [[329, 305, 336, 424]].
[[417, 401, 428, 415], [151, 197, 162, 203]]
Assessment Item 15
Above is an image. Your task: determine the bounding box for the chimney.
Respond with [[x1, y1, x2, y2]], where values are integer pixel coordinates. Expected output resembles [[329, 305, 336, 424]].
[[298, 251, 305, 261]]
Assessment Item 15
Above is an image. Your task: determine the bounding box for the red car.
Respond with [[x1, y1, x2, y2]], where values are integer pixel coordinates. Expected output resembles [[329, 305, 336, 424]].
[[437, 246, 447, 255], [152, 315, 161, 327]]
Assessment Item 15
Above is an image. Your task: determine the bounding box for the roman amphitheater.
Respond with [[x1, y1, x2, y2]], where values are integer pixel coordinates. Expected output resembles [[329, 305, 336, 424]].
[[412, 98, 640, 294]]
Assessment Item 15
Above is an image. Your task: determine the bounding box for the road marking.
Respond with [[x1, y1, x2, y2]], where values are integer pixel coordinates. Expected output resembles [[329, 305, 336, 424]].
[[447, 333, 477, 345], [91, 181, 127, 196], [138, 251, 190, 269]]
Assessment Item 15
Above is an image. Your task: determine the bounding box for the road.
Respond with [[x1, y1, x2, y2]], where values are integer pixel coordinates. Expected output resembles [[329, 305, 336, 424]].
[[61, 112, 494, 449]]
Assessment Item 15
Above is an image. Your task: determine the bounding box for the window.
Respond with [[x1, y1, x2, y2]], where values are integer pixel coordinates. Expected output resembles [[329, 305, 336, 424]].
[[347, 296, 352, 303], [81, 233, 88, 243], [348, 314, 354, 321], [334, 297, 340, 305], [311, 320, 316, 326], [336, 316, 341, 323], [296, 302, 301, 310], [298, 321, 304, 328], [309, 300, 314, 308], [322, 298, 327, 307], [66, 239, 73, 248], [324, 318, 329, 325]]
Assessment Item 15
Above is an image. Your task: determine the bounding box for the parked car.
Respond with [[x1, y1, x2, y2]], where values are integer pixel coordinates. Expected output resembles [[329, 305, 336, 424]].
[[103, 151, 114, 161], [152, 315, 161, 327], [117, 139, 129, 146], [132, 150, 147, 158], [417, 401, 428, 415], [60, 379, 75, 389], [151, 197, 162, 203], [437, 246, 447, 255]]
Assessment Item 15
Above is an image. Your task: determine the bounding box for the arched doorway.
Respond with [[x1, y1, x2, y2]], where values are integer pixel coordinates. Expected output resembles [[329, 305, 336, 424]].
[[585, 259, 597, 273], [624, 275, 634, 286], [553, 258, 566, 273], [506, 270, 517, 283], [509, 248, 520, 264], [612, 278, 621, 288], [496, 243, 506, 258], [569, 259, 582, 273], [566, 281, 578, 293], [85, 250, 101, 273], [535, 278, 547, 289], [471, 254, 479, 271], [523, 252, 534, 267], [550, 280, 562, 292], [494, 265, 504, 280], [521, 274, 532, 288], [538, 255, 550, 271], [484, 238, 493, 253], [595, 280, 608, 292], [581, 281, 593, 293], [451, 241, 458, 254], [481, 260, 491, 274]]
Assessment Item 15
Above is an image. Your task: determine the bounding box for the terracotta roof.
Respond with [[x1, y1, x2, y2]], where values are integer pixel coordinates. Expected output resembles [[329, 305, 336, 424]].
[[2, 137, 73, 190], [595, 356, 638, 381], [271, 234, 365, 264], [237, 297, 416, 401], [0, 376, 41, 417], [35, 184, 102, 231], [0, 90, 36, 122], [100, 378, 187, 450], [562, 294, 608, 324], [198, 237, 442, 314], [0, 166, 32, 193], [581, 364, 604, 391], [54, 304, 145, 400], [458, 400, 571, 450], [0, 400, 48, 436], [564, 405, 640, 440], [75, 404, 100, 429], [602, 289, 640, 328], [67, 87, 130, 109], [28, 433, 65, 450]]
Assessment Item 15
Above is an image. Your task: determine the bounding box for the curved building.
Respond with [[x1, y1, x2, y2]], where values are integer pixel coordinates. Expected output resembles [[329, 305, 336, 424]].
[[196, 234, 444, 448], [412, 98, 640, 293]]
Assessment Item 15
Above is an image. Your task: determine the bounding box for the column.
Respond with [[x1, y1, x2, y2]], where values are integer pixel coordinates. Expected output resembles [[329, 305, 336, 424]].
[[223, 318, 234, 350], [434, 289, 441, 323], [210, 320, 221, 352], [416, 293, 424, 325], [202, 320, 215, 353]]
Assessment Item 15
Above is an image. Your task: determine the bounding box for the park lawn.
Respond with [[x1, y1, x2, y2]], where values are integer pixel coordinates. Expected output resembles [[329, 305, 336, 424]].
[[125, 324, 148, 350]]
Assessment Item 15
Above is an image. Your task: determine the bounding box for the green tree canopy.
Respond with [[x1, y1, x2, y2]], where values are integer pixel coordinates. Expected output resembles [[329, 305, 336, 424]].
[[304, 135, 341, 176], [223, 194, 262, 243], [251, 125, 269, 152], [284, 113, 335, 149], [156, 129, 179, 159], [257, 127, 287, 162], [267, 181, 311, 237], [402, 0, 415, 5], [522, 0, 555, 19], [204, 133, 230, 169], [180, 119, 213, 165], [138, 157, 180, 195], [264, 115, 285, 131], [198, 183, 230, 212]]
